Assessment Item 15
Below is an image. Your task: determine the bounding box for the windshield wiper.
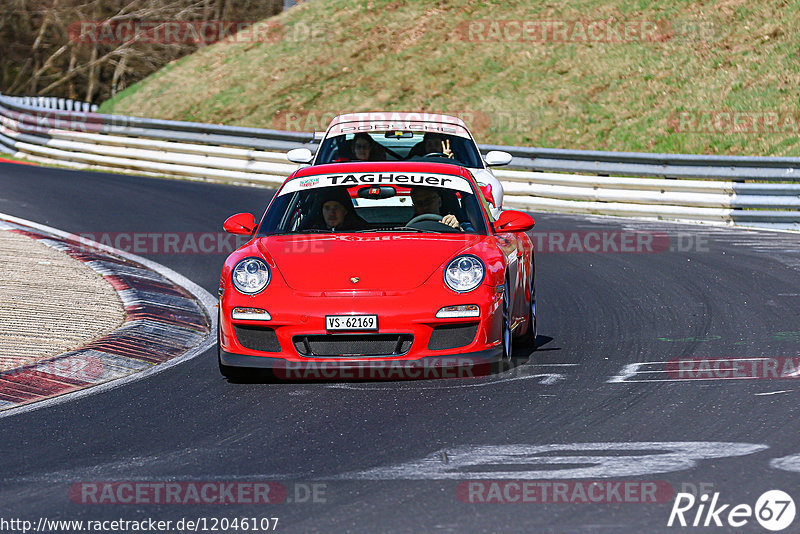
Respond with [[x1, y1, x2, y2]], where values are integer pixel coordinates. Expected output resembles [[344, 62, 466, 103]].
[[293, 228, 333, 234]]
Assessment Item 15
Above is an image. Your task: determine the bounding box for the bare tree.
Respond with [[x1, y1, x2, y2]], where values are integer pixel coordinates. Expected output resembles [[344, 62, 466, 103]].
[[0, 0, 283, 103]]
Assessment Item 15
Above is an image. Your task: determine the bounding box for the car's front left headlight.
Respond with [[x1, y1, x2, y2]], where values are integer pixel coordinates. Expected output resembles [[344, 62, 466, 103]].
[[444, 255, 485, 293], [231, 257, 270, 295]]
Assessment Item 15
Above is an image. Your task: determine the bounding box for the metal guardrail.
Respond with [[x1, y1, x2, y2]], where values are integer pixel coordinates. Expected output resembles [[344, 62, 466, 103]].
[[481, 144, 800, 181], [0, 92, 798, 230]]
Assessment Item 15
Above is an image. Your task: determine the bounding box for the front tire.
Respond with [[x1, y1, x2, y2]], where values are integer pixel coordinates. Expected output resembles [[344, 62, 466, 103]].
[[501, 279, 512, 362], [519, 280, 537, 348]]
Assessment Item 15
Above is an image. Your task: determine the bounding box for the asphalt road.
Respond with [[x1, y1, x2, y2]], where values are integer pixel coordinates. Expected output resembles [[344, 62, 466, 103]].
[[2, 162, 800, 533]]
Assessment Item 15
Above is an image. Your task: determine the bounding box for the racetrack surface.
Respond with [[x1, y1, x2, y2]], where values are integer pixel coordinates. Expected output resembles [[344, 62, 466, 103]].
[[1, 161, 800, 533]]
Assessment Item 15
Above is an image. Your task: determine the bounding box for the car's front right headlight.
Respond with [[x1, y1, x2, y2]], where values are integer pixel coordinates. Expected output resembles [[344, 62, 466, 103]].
[[231, 257, 270, 295], [444, 255, 485, 293]]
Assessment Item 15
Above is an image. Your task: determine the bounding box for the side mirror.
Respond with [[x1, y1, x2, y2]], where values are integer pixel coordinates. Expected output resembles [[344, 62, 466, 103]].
[[484, 150, 513, 167], [479, 183, 496, 207], [286, 148, 314, 164], [493, 210, 534, 233], [223, 213, 256, 235]]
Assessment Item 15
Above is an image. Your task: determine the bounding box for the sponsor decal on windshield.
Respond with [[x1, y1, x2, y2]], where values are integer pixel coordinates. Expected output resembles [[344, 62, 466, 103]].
[[298, 177, 320, 188]]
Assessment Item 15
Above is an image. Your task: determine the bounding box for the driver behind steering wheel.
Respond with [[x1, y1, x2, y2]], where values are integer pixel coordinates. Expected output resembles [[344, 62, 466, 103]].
[[409, 186, 462, 230], [408, 132, 454, 160]]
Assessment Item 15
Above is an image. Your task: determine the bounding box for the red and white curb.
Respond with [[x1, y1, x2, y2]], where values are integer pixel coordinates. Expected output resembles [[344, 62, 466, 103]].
[[0, 213, 216, 418]]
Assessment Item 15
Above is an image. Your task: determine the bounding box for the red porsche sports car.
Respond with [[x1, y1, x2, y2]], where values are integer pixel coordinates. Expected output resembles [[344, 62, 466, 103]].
[[218, 161, 535, 380]]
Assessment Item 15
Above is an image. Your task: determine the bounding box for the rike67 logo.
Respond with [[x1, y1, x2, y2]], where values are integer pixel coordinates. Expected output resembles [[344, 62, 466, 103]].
[[668, 490, 795, 531]]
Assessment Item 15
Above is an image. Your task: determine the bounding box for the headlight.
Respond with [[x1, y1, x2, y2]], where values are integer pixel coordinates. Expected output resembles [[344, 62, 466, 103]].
[[444, 255, 485, 293], [231, 257, 270, 295]]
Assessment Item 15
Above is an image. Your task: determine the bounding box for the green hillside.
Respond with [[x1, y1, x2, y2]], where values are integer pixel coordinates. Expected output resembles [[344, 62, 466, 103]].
[[100, 0, 800, 156]]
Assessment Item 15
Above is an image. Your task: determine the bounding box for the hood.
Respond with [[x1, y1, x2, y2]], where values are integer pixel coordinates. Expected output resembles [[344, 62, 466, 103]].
[[258, 234, 483, 292]]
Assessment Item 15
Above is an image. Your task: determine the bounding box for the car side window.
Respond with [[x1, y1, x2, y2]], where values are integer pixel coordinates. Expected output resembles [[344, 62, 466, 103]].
[[468, 171, 496, 224]]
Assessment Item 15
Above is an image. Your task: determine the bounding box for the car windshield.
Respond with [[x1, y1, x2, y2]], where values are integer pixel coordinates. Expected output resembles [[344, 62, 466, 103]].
[[314, 131, 483, 168], [257, 172, 488, 236]]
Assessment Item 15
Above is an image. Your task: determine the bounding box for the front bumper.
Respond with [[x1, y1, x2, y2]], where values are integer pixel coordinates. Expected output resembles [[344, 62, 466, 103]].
[[219, 282, 504, 374], [219, 346, 504, 379]]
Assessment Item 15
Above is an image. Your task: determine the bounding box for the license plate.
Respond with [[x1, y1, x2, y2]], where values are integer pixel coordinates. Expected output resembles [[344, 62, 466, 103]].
[[325, 315, 378, 331]]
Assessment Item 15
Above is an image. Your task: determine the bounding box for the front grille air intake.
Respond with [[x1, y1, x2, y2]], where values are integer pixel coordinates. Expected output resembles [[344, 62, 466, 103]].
[[234, 325, 280, 352], [428, 323, 479, 350], [293, 334, 413, 357]]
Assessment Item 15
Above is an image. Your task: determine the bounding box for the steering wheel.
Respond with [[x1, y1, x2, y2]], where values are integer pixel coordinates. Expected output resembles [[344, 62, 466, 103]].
[[423, 152, 449, 158], [407, 213, 444, 226]]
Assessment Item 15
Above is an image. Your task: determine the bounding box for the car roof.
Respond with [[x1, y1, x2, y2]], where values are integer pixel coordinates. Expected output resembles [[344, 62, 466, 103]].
[[323, 112, 473, 139]]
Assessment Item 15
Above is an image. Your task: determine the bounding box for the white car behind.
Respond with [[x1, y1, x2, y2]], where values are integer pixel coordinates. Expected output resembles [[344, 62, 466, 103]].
[[286, 112, 512, 218]]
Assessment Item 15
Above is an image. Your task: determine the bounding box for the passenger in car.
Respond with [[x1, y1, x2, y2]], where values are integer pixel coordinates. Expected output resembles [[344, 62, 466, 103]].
[[352, 133, 385, 161], [300, 188, 368, 231]]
